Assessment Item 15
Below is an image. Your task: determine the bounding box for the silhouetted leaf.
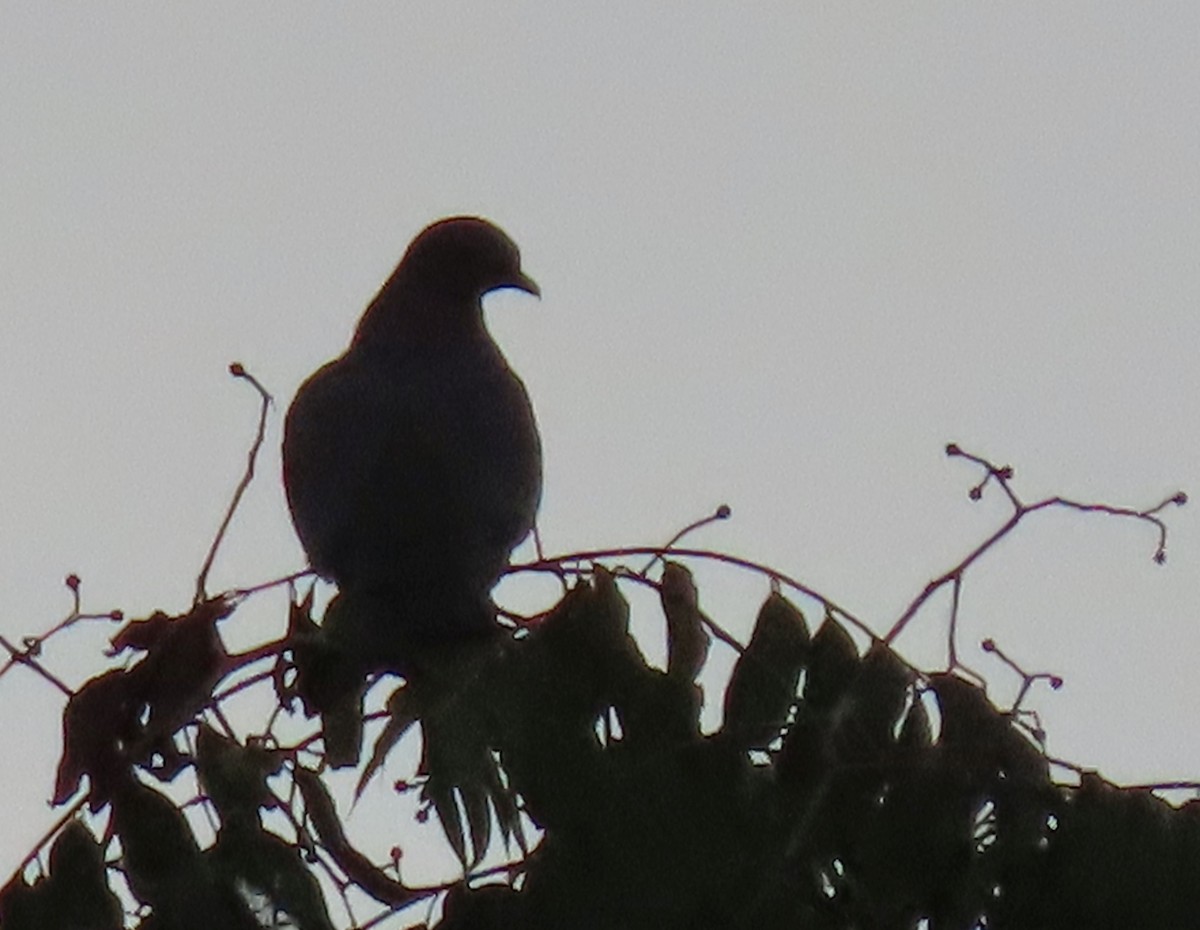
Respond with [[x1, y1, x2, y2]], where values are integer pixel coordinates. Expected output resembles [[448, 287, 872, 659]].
[[32, 564, 1200, 929], [0, 820, 122, 930], [722, 592, 810, 750], [406, 635, 513, 867], [320, 680, 367, 769], [462, 778, 494, 869], [209, 824, 335, 930], [293, 765, 415, 908], [929, 673, 1048, 787], [55, 600, 231, 809], [774, 702, 829, 796], [803, 614, 859, 710], [196, 724, 281, 823], [53, 668, 137, 808], [355, 682, 419, 800], [659, 562, 709, 684], [835, 642, 912, 762], [111, 777, 259, 929], [898, 691, 932, 748], [484, 756, 527, 855], [428, 780, 469, 867]]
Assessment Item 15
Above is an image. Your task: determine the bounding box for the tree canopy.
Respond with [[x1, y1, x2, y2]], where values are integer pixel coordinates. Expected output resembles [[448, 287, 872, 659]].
[[1, 431, 1195, 930]]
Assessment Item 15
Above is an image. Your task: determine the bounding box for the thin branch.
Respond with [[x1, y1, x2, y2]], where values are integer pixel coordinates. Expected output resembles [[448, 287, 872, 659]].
[[638, 503, 732, 576], [226, 569, 314, 602], [884, 509, 1021, 645], [982, 637, 1063, 714], [514, 545, 877, 645], [883, 444, 1185, 644], [0, 634, 73, 696], [945, 575, 987, 688], [194, 362, 273, 605], [610, 564, 746, 655], [0, 575, 122, 684]]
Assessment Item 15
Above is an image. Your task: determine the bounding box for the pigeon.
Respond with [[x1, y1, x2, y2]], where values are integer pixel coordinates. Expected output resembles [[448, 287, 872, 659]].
[[283, 216, 543, 653]]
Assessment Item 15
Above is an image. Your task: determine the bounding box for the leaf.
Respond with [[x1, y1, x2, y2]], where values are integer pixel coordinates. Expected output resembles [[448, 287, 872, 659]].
[[834, 642, 913, 762], [803, 613, 859, 710], [420, 701, 495, 867], [659, 562, 709, 683], [56, 600, 232, 810], [0, 821, 123, 930], [111, 777, 205, 904], [929, 673, 1048, 785], [287, 584, 320, 639], [53, 669, 136, 807], [46, 821, 122, 926], [427, 780, 469, 867], [721, 592, 810, 750], [355, 683, 419, 801], [275, 585, 319, 709], [293, 766, 415, 908], [583, 568, 642, 675], [196, 725, 282, 823], [320, 681, 367, 769], [209, 825, 335, 930], [461, 778, 494, 868], [484, 758, 527, 855], [774, 702, 829, 796], [285, 593, 370, 768], [108, 610, 174, 654], [897, 691, 933, 749], [110, 776, 261, 928]]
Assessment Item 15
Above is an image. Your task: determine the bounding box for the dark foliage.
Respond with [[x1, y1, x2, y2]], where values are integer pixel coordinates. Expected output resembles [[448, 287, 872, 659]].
[[3, 565, 1199, 929]]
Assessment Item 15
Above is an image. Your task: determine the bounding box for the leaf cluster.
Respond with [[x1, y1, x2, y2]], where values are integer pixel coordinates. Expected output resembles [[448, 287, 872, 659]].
[[4, 565, 1200, 929]]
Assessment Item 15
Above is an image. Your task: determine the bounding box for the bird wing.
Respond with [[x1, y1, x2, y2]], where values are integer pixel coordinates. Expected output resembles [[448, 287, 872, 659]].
[[282, 354, 422, 583]]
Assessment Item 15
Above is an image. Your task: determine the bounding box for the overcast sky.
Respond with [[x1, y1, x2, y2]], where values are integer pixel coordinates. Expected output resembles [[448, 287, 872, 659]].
[[3, 2, 1199, 902]]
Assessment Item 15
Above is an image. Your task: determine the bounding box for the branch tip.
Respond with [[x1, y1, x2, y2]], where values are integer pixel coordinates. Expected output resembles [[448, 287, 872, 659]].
[[194, 366, 274, 604]]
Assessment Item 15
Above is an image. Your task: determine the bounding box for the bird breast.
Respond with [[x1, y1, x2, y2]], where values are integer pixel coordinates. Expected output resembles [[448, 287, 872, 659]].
[[283, 334, 542, 596]]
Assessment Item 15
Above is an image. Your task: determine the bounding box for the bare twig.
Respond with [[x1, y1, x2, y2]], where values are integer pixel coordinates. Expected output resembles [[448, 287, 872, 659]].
[[0, 634, 73, 696], [226, 569, 313, 602], [0, 575, 122, 684], [638, 503, 732, 576], [982, 637, 1063, 714], [194, 362, 273, 605], [515, 545, 877, 645], [883, 444, 1185, 646]]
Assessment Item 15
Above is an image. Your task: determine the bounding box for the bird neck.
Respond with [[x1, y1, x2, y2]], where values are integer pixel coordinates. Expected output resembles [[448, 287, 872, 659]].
[[351, 289, 487, 352]]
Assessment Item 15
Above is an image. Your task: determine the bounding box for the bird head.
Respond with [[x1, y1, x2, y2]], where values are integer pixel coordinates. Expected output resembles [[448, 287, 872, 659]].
[[402, 216, 539, 301], [352, 216, 539, 349]]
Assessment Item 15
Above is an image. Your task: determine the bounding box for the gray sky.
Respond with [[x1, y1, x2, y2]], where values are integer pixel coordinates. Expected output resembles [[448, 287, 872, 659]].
[[3, 1, 1199, 898]]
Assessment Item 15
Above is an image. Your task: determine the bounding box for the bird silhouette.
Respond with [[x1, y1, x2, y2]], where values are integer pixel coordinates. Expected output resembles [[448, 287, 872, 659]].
[[283, 216, 542, 656]]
